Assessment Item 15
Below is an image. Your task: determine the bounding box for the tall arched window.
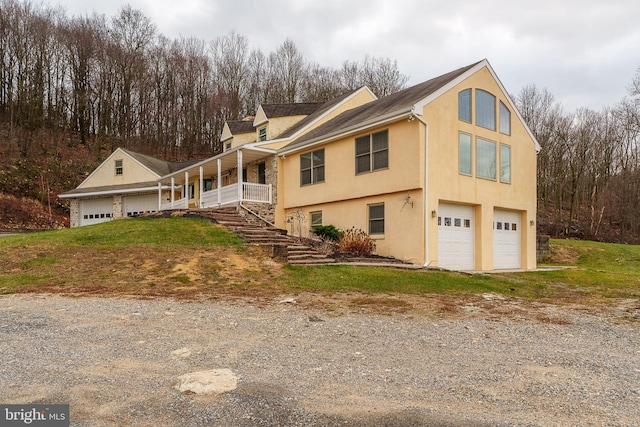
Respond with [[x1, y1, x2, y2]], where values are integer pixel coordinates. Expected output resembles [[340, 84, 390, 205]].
[[458, 89, 472, 122], [475, 89, 496, 130]]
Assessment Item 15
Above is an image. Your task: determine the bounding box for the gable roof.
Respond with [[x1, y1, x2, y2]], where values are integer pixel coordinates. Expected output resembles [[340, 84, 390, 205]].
[[59, 148, 199, 197], [275, 88, 373, 140], [260, 103, 324, 119], [226, 120, 255, 135], [279, 61, 482, 154], [123, 149, 199, 175]]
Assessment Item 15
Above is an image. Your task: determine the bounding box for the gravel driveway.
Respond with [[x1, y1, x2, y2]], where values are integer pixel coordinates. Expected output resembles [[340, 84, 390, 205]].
[[1, 294, 639, 426]]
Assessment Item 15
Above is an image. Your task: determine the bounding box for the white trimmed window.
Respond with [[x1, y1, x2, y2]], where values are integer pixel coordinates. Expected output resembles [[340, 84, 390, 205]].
[[300, 149, 325, 186], [356, 130, 388, 174], [368, 203, 385, 235], [500, 101, 511, 135], [458, 89, 472, 122], [476, 89, 496, 130], [500, 143, 511, 184], [310, 211, 323, 227], [476, 137, 496, 180], [258, 126, 267, 141], [459, 132, 472, 176], [115, 159, 123, 176]]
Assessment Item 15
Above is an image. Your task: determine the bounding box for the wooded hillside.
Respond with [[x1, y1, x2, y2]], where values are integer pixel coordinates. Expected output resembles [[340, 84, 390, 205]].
[[0, 0, 409, 228], [1, 0, 639, 243]]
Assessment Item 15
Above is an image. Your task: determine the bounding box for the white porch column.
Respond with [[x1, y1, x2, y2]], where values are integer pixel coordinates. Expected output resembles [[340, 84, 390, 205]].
[[171, 177, 175, 207], [199, 166, 204, 208], [185, 172, 189, 206], [237, 149, 243, 202], [157, 182, 162, 210], [217, 158, 222, 206]]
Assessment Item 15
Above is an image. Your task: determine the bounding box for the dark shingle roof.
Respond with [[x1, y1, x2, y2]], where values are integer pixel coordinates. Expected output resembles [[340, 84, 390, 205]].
[[124, 149, 199, 175], [227, 120, 255, 135], [281, 61, 481, 151], [260, 103, 324, 119], [276, 89, 366, 140]]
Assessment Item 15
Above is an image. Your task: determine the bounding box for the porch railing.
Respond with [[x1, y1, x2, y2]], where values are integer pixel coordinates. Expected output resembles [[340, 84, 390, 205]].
[[242, 183, 272, 204], [160, 196, 188, 211], [161, 182, 272, 210]]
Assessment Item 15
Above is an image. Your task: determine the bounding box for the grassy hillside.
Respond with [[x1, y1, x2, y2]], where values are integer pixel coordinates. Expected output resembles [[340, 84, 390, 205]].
[[1, 217, 639, 312]]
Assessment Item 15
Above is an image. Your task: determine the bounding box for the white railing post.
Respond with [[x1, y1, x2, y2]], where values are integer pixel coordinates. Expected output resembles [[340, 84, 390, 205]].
[[171, 177, 175, 208], [157, 182, 162, 211], [185, 171, 189, 206]]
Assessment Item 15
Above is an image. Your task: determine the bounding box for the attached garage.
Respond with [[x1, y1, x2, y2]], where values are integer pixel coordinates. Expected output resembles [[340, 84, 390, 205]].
[[437, 203, 475, 271], [493, 209, 521, 269], [123, 194, 158, 217], [79, 198, 113, 226]]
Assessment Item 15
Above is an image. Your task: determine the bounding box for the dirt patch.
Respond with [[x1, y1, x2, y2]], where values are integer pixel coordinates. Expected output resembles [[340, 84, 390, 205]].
[[12, 244, 285, 301]]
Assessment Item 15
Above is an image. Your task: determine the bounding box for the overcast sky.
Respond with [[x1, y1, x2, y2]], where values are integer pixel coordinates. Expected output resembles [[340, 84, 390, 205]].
[[55, 0, 640, 113]]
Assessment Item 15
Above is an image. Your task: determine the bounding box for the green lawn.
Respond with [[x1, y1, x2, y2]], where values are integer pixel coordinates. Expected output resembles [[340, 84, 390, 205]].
[[0, 217, 639, 304]]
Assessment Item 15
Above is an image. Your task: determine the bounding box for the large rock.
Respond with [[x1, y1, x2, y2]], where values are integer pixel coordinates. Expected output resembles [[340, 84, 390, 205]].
[[175, 369, 238, 395]]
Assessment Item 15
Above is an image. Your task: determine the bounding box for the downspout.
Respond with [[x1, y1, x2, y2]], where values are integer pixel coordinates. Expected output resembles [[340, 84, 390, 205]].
[[411, 109, 431, 267]]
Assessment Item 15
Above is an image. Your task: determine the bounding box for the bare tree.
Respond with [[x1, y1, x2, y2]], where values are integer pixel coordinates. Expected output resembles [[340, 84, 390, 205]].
[[61, 14, 99, 145], [109, 5, 155, 143], [300, 62, 343, 102], [360, 55, 409, 97], [268, 39, 305, 103], [211, 30, 249, 120]]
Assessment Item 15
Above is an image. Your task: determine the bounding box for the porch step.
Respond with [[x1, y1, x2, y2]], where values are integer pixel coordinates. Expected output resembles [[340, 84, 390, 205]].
[[190, 208, 335, 264], [288, 258, 336, 265]]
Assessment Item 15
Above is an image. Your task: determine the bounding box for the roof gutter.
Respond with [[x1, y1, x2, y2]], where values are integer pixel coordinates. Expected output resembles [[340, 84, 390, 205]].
[[58, 185, 173, 199], [159, 146, 276, 181]]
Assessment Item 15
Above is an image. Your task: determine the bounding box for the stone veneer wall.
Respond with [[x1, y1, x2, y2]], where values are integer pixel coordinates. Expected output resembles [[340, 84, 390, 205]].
[[237, 154, 278, 224], [113, 195, 123, 219], [69, 199, 80, 228], [537, 235, 550, 262]]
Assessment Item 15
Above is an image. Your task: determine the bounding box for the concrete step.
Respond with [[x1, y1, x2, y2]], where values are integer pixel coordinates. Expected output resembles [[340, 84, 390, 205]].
[[186, 208, 335, 265], [288, 258, 336, 265], [288, 254, 332, 260]]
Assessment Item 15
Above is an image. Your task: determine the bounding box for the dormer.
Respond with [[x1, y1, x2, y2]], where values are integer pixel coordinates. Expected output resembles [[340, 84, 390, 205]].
[[221, 119, 256, 152], [253, 103, 323, 142]]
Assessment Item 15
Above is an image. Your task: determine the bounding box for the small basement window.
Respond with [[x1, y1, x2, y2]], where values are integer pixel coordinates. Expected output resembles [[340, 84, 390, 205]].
[[310, 211, 323, 227], [368, 203, 385, 235]]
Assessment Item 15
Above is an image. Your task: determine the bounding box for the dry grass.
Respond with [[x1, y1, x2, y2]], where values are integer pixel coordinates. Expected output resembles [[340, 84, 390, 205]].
[[548, 242, 581, 264]]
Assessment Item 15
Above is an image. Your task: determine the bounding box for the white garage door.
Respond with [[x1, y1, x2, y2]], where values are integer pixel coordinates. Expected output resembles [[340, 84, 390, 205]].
[[494, 209, 521, 269], [438, 203, 475, 271], [123, 194, 158, 217], [80, 198, 113, 226]]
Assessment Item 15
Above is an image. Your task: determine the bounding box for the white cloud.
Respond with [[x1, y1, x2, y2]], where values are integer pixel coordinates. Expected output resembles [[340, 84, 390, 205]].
[[54, 0, 640, 111]]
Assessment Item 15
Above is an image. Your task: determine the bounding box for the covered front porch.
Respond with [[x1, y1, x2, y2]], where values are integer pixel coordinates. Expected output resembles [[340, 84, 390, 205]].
[[157, 146, 276, 211]]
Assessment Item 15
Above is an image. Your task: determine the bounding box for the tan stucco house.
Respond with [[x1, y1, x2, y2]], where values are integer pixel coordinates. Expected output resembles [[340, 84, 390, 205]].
[[58, 148, 196, 226], [61, 59, 540, 271]]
